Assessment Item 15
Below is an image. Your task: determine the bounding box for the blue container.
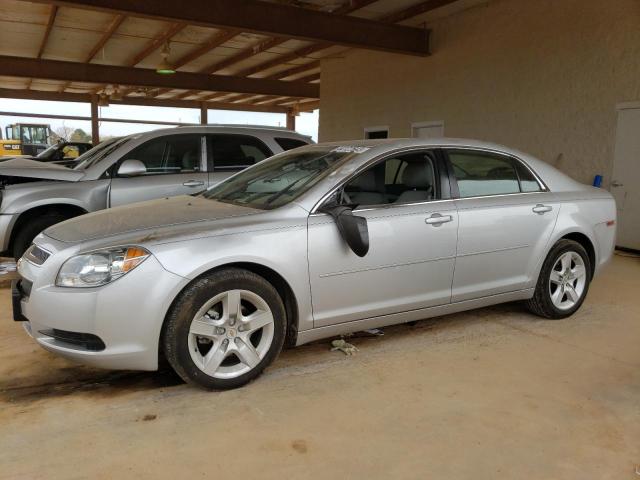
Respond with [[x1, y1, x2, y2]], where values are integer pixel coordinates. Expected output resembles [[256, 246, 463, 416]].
[[593, 175, 603, 188]]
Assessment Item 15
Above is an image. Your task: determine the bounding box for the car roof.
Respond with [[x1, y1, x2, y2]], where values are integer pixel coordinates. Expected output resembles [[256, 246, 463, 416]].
[[120, 125, 311, 140]]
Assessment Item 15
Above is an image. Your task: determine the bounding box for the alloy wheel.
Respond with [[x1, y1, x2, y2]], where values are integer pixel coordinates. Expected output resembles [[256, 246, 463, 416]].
[[188, 289, 275, 379], [548, 251, 587, 310]]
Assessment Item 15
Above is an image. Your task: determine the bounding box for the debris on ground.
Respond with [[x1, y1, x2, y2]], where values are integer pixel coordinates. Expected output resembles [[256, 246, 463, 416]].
[[363, 328, 384, 336], [330, 339, 358, 356]]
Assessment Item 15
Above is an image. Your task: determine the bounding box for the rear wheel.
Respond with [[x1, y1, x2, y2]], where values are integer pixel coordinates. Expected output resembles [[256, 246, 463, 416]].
[[162, 268, 286, 390], [526, 239, 591, 319], [12, 214, 67, 259]]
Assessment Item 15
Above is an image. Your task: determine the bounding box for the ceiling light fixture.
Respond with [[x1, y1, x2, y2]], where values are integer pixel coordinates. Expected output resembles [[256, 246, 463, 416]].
[[111, 86, 123, 101], [98, 92, 110, 107], [156, 41, 176, 75]]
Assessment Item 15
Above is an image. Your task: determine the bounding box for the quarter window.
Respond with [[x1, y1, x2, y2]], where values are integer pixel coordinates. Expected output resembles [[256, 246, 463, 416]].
[[275, 137, 309, 151], [120, 134, 202, 175], [208, 134, 272, 170], [448, 150, 541, 197]]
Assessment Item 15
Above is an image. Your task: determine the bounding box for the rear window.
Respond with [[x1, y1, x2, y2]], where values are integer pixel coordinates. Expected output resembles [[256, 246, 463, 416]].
[[448, 150, 542, 197], [207, 134, 272, 170], [274, 137, 309, 151]]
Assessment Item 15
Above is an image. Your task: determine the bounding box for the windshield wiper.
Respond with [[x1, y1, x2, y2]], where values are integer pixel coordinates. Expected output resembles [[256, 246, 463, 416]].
[[264, 173, 315, 206]]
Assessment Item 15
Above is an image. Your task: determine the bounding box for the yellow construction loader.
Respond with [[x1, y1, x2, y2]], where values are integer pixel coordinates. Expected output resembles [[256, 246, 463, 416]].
[[0, 123, 52, 156]]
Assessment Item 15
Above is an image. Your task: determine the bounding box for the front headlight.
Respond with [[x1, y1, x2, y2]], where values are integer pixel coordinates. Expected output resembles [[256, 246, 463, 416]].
[[56, 246, 150, 288]]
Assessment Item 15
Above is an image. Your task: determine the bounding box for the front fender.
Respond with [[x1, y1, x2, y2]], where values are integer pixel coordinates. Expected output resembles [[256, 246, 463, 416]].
[[148, 224, 313, 332]]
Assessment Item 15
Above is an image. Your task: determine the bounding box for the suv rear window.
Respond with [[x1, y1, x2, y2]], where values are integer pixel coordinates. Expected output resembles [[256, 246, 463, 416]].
[[275, 137, 309, 151], [207, 134, 272, 170]]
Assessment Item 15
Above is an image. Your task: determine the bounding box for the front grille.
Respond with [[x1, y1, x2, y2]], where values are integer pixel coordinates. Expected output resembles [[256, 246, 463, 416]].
[[24, 245, 50, 265], [40, 329, 106, 352]]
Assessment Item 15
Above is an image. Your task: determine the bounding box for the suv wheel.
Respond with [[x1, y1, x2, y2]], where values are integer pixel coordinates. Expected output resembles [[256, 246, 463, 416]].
[[162, 268, 286, 390], [12, 214, 67, 259], [526, 239, 592, 319]]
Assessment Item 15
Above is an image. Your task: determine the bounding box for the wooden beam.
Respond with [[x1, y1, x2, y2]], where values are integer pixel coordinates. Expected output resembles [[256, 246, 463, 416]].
[[331, 0, 379, 15], [149, 1, 370, 100], [0, 88, 289, 113], [382, 0, 460, 23], [172, 29, 239, 70], [286, 109, 296, 130], [31, 0, 430, 56], [86, 14, 126, 62], [127, 22, 187, 67], [59, 13, 126, 93], [200, 103, 208, 124], [1, 55, 319, 98], [175, 36, 289, 100], [37, 5, 58, 59], [0, 110, 200, 127], [90, 94, 99, 144], [267, 61, 320, 80], [232, 1, 460, 83]]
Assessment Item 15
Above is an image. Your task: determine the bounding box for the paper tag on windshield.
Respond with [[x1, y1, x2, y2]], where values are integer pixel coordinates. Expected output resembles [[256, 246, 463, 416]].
[[332, 146, 371, 154]]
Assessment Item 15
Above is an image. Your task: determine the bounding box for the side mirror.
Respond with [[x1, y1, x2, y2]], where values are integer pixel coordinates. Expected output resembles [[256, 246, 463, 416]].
[[117, 159, 147, 177], [321, 204, 370, 257]]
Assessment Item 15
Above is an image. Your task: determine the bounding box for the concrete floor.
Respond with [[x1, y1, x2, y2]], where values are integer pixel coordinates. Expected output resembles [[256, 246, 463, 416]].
[[0, 255, 638, 479]]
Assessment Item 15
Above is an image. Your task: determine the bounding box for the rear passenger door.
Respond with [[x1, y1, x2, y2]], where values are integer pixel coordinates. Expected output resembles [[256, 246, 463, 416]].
[[109, 134, 208, 207], [446, 149, 559, 302], [207, 134, 272, 187]]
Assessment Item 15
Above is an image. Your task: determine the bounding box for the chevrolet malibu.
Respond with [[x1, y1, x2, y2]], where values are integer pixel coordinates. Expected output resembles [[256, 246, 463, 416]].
[[13, 139, 616, 389]]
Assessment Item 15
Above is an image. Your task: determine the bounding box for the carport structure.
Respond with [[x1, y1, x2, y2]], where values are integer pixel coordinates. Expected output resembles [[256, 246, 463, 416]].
[[0, 0, 457, 142]]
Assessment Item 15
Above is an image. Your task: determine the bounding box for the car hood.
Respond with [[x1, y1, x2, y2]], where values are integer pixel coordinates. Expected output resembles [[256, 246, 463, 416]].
[[0, 157, 84, 181], [44, 195, 262, 243], [0, 155, 37, 162]]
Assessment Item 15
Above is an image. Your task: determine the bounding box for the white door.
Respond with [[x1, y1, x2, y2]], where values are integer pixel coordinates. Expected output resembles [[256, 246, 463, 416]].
[[412, 122, 444, 139], [611, 107, 640, 250]]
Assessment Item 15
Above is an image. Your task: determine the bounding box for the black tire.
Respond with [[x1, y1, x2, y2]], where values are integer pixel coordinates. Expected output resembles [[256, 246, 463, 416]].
[[162, 268, 286, 390], [12, 214, 68, 259], [525, 239, 592, 319]]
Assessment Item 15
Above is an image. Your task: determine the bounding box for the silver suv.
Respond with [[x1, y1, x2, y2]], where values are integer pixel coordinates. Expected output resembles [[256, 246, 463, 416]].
[[0, 125, 311, 258]]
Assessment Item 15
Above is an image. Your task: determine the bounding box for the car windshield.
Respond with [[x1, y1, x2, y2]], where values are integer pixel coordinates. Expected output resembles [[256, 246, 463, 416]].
[[202, 146, 359, 209], [72, 137, 129, 170]]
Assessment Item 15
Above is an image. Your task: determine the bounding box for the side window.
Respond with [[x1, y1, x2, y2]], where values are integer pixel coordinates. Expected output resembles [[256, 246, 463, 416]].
[[208, 134, 272, 171], [274, 137, 309, 151], [343, 151, 437, 207], [120, 134, 202, 175], [448, 150, 521, 198]]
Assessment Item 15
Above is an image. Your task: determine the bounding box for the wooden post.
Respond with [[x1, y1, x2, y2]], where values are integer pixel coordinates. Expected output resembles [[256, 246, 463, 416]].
[[286, 109, 296, 131], [200, 103, 208, 124], [90, 94, 99, 144]]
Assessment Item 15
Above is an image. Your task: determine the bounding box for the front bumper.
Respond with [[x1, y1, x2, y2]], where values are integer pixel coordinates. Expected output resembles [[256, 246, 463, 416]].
[[17, 254, 189, 371]]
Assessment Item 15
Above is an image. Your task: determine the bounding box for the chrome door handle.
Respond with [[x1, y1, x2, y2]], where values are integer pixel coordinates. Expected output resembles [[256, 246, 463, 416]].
[[532, 204, 553, 214], [425, 213, 453, 226], [183, 180, 205, 187], [611, 180, 624, 187]]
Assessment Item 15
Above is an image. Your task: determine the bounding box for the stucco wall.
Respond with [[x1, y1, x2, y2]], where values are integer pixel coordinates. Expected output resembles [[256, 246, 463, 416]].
[[318, 0, 640, 185]]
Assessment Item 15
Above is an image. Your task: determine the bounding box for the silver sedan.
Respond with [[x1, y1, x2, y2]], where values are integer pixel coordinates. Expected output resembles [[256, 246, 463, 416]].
[[14, 138, 617, 389]]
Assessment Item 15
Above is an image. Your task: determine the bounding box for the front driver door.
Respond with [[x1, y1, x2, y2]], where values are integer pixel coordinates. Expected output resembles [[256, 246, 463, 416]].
[[308, 149, 458, 328], [109, 134, 209, 207]]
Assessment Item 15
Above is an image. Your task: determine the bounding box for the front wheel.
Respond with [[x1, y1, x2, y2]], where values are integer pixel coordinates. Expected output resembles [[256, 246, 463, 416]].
[[162, 268, 286, 390], [526, 239, 592, 319]]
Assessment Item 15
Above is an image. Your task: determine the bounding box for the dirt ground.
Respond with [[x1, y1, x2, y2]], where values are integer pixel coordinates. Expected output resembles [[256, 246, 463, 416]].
[[0, 255, 638, 479]]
